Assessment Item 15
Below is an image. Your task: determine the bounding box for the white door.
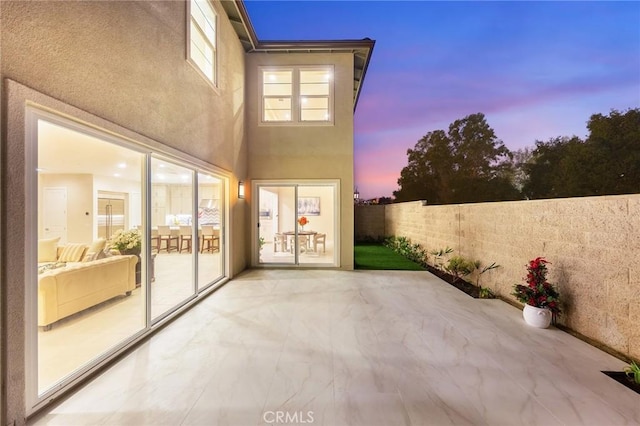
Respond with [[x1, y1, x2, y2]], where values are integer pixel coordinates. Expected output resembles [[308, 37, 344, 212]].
[[42, 187, 68, 243]]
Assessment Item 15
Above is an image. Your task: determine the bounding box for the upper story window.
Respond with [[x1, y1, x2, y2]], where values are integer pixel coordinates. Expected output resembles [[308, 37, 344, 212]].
[[261, 66, 334, 124], [188, 0, 217, 86]]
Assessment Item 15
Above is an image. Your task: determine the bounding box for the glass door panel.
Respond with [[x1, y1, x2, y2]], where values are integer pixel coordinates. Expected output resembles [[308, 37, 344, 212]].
[[36, 118, 146, 395], [150, 158, 195, 320], [298, 185, 335, 265], [197, 173, 224, 289], [257, 183, 336, 266], [258, 186, 296, 265]]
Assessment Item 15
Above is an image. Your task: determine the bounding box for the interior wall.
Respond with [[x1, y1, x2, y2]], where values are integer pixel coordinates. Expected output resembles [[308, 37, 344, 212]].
[[39, 174, 93, 244]]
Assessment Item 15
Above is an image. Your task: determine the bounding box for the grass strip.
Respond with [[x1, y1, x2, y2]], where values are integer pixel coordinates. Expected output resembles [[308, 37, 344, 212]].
[[354, 244, 425, 270]]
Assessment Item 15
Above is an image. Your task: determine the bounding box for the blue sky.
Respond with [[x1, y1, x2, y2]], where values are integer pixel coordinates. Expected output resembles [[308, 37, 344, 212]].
[[245, 1, 640, 199]]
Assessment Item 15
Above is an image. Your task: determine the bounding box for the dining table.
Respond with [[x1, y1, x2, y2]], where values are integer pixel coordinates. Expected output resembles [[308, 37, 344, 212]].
[[282, 230, 317, 253]]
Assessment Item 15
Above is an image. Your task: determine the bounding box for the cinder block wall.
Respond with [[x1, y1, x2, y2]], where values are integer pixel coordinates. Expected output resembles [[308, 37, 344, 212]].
[[356, 195, 640, 360], [354, 204, 385, 240]]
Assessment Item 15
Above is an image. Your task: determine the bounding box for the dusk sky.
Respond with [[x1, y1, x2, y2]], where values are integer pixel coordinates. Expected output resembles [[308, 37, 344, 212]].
[[245, 1, 640, 199]]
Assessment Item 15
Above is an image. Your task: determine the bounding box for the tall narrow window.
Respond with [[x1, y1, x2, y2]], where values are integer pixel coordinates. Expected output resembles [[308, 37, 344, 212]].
[[263, 70, 293, 122], [189, 0, 217, 85]]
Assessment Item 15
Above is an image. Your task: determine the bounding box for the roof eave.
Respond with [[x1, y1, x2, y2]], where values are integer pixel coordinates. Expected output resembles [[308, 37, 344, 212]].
[[222, 0, 375, 111]]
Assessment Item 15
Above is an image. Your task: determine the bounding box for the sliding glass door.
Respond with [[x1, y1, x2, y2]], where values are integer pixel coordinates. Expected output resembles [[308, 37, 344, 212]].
[[28, 109, 229, 410], [256, 181, 338, 267], [35, 117, 146, 395]]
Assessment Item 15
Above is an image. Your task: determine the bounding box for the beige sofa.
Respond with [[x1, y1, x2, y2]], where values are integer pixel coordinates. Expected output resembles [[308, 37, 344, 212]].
[[38, 255, 138, 330]]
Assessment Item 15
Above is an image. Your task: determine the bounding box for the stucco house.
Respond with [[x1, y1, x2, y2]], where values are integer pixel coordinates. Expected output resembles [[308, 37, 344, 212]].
[[0, 0, 374, 422]]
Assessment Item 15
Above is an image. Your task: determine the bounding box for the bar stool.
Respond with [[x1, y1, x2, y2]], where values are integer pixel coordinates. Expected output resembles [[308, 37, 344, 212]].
[[179, 226, 193, 253], [200, 225, 220, 253], [157, 225, 178, 253]]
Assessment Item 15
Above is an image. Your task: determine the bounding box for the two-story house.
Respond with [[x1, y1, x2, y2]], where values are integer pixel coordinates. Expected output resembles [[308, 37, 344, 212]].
[[0, 0, 374, 423]]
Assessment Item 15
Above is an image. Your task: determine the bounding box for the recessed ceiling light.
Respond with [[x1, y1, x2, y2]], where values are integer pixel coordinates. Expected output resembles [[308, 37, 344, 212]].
[[114, 173, 121, 177], [117, 162, 127, 169], [159, 164, 166, 168]]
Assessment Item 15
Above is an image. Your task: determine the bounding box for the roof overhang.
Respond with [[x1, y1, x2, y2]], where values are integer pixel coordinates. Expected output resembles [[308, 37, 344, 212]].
[[220, 0, 375, 111]]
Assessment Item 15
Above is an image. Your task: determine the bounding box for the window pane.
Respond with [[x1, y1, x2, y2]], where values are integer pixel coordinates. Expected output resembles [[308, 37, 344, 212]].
[[189, 0, 216, 83], [301, 96, 329, 121], [300, 83, 329, 96], [264, 70, 292, 84], [264, 109, 292, 122], [301, 97, 328, 109], [150, 159, 195, 321], [192, 0, 216, 43], [197, 173, 224, 289], [37, 119, 145, 394], [301, 109, 330, 121], [300, 70, 330, 83], [264, 97, 292, 121], [264, 84, 292, 96]]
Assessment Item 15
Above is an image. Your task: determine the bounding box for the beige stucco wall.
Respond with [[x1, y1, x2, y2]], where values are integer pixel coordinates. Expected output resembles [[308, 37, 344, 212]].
[[245, 52, 355, 269], [357, 195, 640, 360], [1, 1, 247, 423]]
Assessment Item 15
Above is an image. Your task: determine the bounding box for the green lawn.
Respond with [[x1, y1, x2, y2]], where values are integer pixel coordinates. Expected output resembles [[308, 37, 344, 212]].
[[354, 244, 425, 270]]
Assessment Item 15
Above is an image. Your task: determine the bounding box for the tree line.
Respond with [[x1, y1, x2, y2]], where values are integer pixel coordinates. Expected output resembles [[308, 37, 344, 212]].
[[393, 108, 640, 204]]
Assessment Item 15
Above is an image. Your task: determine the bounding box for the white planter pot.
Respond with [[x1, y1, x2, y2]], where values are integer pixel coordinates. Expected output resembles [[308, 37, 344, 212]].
[[523, 304, 552, 328]]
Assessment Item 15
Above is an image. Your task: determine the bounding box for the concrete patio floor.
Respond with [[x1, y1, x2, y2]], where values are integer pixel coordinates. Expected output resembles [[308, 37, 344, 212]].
[[32, 269, 639, 425]]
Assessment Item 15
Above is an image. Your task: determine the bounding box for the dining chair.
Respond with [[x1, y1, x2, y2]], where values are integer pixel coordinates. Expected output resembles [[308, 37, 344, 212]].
[[157, 225, 178, 253], [314, 233, 326, 253], [273, 233, 287, 252], [179, 226, 193, 253], [200, 225, 220, 253]]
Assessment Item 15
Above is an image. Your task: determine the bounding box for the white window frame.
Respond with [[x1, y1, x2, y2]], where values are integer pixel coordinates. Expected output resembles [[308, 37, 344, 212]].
[[260, 66, 335, 126], [187, 0, 218, 87]]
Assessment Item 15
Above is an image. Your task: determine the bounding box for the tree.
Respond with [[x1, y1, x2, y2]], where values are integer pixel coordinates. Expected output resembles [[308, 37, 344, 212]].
[[586, 108, 640, 195], [394, 113, 520, 204], [521, 108, 640, 199]]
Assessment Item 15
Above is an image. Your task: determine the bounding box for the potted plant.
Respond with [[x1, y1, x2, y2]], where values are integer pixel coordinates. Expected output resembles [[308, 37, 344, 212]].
[[512, 257, 561, 328], [109, 229, 142, 256]]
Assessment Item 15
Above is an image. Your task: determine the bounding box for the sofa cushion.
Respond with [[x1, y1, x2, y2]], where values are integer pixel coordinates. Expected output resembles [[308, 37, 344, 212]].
[[58, 243, 88, 262], [84, 238, 107, 262], [38, 237, 61, 263]]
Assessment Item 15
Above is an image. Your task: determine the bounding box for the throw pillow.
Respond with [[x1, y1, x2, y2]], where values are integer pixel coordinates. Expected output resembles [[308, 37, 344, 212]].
[[87, 238, 106, 254], [83, 252, 97, 262], [58, 243, 87, 262], [83, 238, 107, 262], [38, 237, 61, 263]]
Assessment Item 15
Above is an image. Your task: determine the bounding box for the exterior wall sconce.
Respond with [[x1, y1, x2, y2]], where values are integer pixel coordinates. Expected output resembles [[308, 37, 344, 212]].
[[353, 188, 360, 202], [238, 180, 245, 199]]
